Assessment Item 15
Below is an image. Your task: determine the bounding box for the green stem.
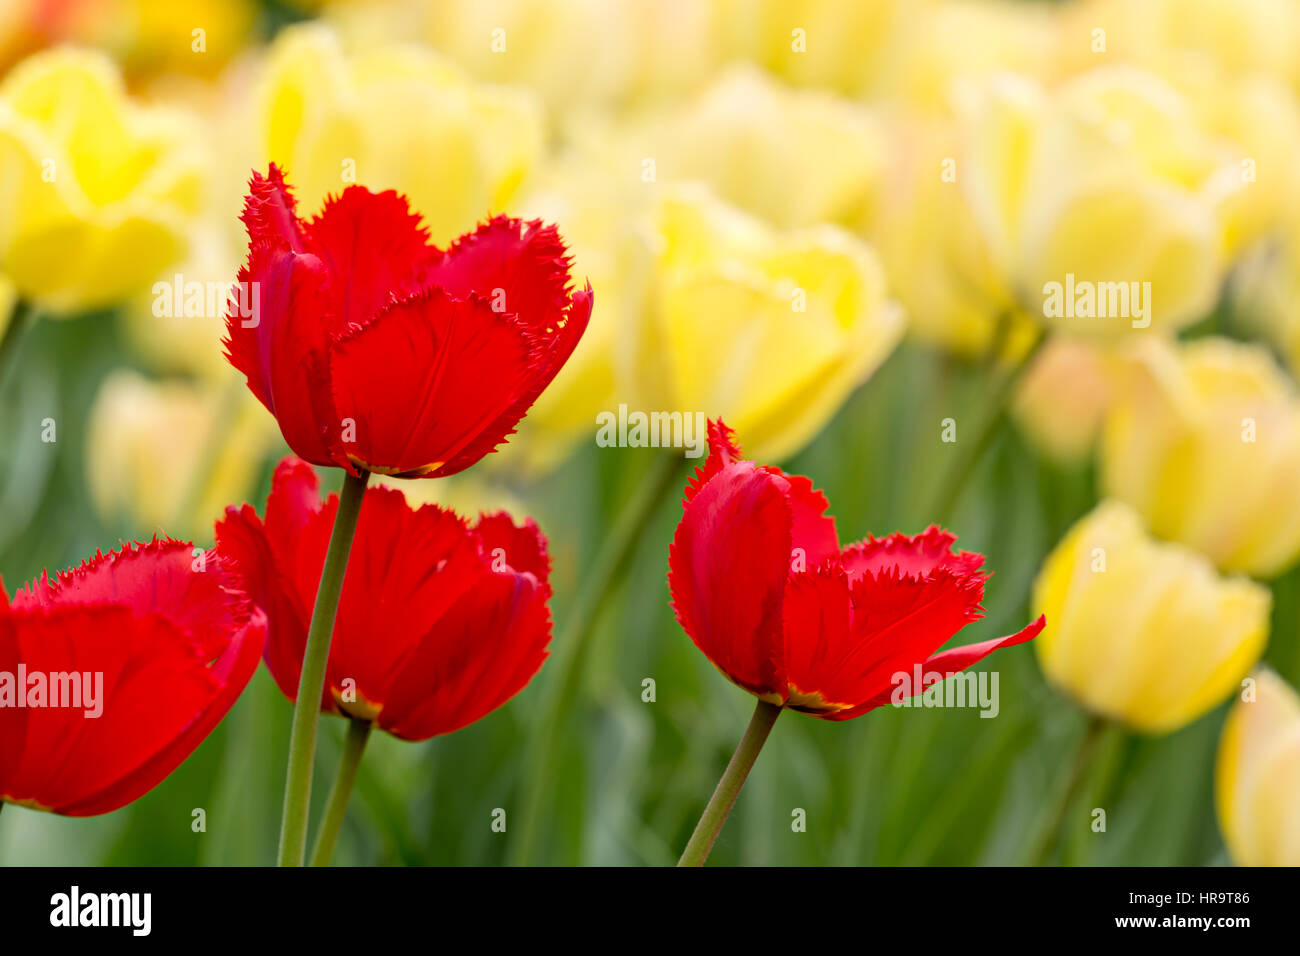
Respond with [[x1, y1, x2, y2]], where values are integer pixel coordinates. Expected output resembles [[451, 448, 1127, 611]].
[[508, 452, 683, 866], [678, 699, 782, 867], [925, 326, 1048, 522], [308, 718, 373, 867], [0, 299, 35, 393], [1026, 715, 1107, 866], [277, 469, 370, 867]]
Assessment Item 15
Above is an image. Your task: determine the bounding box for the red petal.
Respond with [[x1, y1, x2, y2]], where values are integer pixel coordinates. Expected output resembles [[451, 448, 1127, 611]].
[[781, 564, 854, 714], [762, 469, 839, 566], [56, 607, 264, 816], [377, 564, 552, 739], [329, 288, 534, 476], [840, 525, 985, 583], [428, 283, 592, 477], [324, 487, 482, 719], [425, 216, 574, 334], [0, 550, 264, 816], [10, 538, 250, 662], [668, 462, 792, 703], [684, 419, 744, 503], [223, 247, 341, 467], [826, 615, 1046, 721], [471, 512, 552, 590], [238, 163, 306, 255], [303, 186, 441, 334], [814, 566, 987, 707]]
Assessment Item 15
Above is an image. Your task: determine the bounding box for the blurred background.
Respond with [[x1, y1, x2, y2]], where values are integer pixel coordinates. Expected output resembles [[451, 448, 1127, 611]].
[[2, 0, 1300, 866]]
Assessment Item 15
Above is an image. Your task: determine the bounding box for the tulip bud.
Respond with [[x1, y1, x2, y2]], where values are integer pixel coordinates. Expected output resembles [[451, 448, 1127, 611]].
[[1033, 500, 1270, 733], [1216, 670, 1300, 866]]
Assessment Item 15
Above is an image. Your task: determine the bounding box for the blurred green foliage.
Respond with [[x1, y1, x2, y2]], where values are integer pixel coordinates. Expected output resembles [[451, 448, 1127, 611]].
[[5, 306, 1295, 866]]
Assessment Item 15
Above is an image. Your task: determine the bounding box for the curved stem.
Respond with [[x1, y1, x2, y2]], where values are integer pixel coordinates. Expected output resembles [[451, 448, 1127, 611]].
[[509, 452, 683, 866], [0, 299, 35, 393], [925, 326, 1048, 522], [678, 699, 782, 867], [1026, 715, 1107, 866], [277, 469, 370, 867], [309, 718, 373, 867]]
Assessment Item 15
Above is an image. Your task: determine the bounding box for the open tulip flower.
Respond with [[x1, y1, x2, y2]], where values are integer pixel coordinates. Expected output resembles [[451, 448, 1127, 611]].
[[224, 164, 593, 480], [0, 540, 264, 817], [216, 457, 553, 864], [669, 420, 1044, 865]]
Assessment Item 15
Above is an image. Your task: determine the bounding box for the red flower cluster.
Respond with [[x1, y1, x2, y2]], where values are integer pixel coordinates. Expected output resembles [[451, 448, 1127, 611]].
[[0, 540, 263, 816], [224, 165, 592, 478], [669, 421, 1044, 718], [216, 458, 553, 740]]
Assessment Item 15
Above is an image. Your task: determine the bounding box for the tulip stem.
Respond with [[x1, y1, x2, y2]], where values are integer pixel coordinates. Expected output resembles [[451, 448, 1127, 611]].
[[509, 452, 684, 866], [308, 718, 372, 867], [925, 326, 1047, 522], [1027, 715, 1107, 866], [0, 299, 35, 393], [277, 469, 370, 867], [678, 699, 782, 867]]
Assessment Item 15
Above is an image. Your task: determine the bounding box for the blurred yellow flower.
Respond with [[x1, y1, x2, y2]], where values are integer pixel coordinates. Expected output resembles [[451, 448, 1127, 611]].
[[86, 370, 280, 540], [330, 0, 726, 115], [1216, 669, 1300, 866], [867, 113, 1030, 357], [256, 23, 544, 245], [1056, 0, 1300, 93], [630, 186, 904, 463], [0, 48, 202, 313], [30, 0, 258, 80], [622, 65, 884, 229], [959, 68, 1228, 338], [880, 0, 1062, 115], [1013, 336, 1118, 465], [1101, 337, 1300, 578], [727, 0, 920, 97], [1033, 499, 1270, 734]]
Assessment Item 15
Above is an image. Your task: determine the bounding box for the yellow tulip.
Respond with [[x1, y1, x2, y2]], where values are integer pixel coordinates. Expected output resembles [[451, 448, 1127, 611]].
[[1101, 337, 1300, 578], [632, 186, 904, 463], [1033, 499, 1270, 734], [959, 68, 1228, 338], [256, 23, 543, 246], [0, 48, 202, 313], [867, 112, 1031, 357], [1216, 669, 1300, 866], [86, 370, 280, 540]]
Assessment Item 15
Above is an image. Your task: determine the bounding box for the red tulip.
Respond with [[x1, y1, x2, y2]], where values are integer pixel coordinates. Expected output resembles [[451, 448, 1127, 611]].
[[215, 457, 552, 740], [223, 164, 592, 478], [0, 540, 264, 816], [669, 420, 1044, 719]]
